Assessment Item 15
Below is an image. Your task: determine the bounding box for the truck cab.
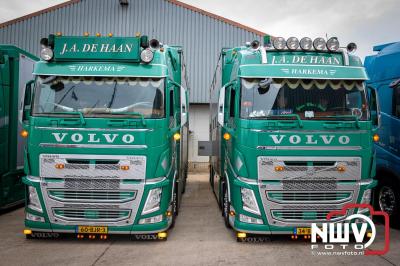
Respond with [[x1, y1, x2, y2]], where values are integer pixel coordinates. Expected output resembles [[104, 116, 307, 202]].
[[21, 34, 189, 239], [209, 36, 380, 239], [365, 41, 400, 228], [0, 45, 37, 210]]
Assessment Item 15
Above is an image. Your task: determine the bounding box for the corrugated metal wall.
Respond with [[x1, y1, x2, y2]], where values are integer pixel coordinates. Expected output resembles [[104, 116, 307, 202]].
[[0, 0, 262, 103]]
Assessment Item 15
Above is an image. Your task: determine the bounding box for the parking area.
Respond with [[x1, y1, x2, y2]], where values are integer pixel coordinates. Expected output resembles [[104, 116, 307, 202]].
[[0, 172, 399, 266]]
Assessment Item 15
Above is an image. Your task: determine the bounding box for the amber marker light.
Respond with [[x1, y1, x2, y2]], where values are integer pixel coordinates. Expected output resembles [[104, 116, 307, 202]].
[[120, 165, 130, 171], [108, 33, 113, 37], [274, 165, 284, 171], [20, 129, 29, 138], [55, 32, 62, 36], [166, 210, 172, 217], [23, 229, 32, 235], [83, 32, 90, 37], [135, 32, 141, 37], [96, 33, 101, 37], [229, 210, 235, 217], [158, 232, 167, 239], [373, 134, 380, 142], [223, 132, 231, 141], [55, 163, 65, 169], [337, 165, 346, 172], [173, 133, 181, 141]]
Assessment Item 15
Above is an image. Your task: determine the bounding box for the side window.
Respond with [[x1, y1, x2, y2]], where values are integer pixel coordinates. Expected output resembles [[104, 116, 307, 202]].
[[393, 86, 400, 118]]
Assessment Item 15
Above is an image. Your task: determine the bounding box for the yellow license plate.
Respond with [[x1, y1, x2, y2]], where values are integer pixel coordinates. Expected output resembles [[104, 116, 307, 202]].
[[77, 226, 108, 234], [296, 227, 311, 235]]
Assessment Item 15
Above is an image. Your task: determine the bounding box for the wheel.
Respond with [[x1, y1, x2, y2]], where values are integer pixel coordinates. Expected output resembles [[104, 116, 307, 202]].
[[375, 178, 400, 229], [222, 183, 231, 228]]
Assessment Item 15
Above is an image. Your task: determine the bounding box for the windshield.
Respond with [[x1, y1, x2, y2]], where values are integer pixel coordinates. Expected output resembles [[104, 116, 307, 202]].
[[240, 78, 369, 120], [32, 76, 165, 118]]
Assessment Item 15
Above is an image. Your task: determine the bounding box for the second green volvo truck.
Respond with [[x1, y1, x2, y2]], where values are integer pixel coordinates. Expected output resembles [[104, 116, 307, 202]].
[[21, 33, 189, 240], [209, 36, 380, 240]]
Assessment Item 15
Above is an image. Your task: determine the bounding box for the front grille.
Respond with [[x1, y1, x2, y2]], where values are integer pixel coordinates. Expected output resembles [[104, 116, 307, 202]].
[[65, 179, 120, 190], [54, 208, 131, 222], [282, 179, 337, 191], [267, 191, 352, 203], [48, 190, 136, 203], [271, 209, 346, 222]]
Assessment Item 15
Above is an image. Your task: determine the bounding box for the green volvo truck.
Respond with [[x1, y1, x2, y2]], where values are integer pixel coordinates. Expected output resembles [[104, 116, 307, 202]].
[[208, 36, 380, 240], [21, 34, 189, 240], [0, 45, 37, 210]]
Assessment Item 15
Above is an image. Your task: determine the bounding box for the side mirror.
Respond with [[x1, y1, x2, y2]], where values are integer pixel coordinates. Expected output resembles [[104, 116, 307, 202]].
[[22, 80, 34, 123], [180, 86, 188, 125], [367, 86, 381, 128]]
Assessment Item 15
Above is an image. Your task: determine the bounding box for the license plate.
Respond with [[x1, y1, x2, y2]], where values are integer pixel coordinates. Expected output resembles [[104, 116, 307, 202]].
[[77, 226, 108, 234], [295, 227, 311, 235]]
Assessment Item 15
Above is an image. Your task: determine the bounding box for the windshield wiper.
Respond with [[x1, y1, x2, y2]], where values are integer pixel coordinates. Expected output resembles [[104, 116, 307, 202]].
[[44, 110, 86, 125], [251, 114, 303, 128], [109, 111, 146, 126], [107, 81, 117, 108]]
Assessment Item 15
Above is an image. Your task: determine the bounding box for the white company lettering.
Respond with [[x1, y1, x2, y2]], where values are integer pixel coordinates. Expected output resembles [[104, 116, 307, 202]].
[[51, 133, 134, 144], [270, 135, 350, 145]]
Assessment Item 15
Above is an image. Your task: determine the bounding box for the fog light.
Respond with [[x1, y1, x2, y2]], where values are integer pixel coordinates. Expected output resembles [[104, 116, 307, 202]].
[[26, 212, 45, 222], [237, 232, 247, 238], [23, 229, 32, 235], [239, 214, 263, 224], [158, 232, 167, 239], [373, 134, 380, 142], [139, 214, 163, 224]]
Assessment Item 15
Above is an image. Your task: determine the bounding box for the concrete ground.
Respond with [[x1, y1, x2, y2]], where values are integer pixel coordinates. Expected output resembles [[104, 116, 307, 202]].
[[0, 173, 399, 266]]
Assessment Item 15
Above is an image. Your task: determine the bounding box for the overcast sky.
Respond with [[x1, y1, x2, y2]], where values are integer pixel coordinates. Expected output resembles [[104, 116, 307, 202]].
[[0, 0, 399, 59]]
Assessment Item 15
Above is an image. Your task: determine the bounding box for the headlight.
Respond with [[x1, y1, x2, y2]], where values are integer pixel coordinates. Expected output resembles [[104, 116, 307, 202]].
[[139, 214, 163, 224], [326, 37, 340, 51], [286, 37, 299, 50], [40, 47, 53, 61], [272, 37, 286, 50], [142, 188, 162, 214], [140, 48, 154, 63], [26, 212, 45, 222], [313, 37, 326, 51], [241, 188, 260, 215], [28, 186, 42, 213]]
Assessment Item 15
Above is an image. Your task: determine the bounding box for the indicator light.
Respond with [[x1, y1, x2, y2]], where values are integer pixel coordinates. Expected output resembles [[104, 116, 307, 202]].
[[23, 229, 32, 235], [108, 33, 113, 37], [166, 210, 172, 217], [96, 33, 101, 37], [173, 133, 181, 141], [373, 134, 380, 142], [367, 232, 372, 238], [223, 133, 231, 141], [20, 129, 29, 138], [55, 32, 62, 36], [120, 165, 130, 171], [237, 232, 247, 238], [337, 165, 346, 172], [55, 163, 65, 169], [158, 232, 167, 239], [229, 210, 235, 217], [274, 165, 284, 171], [83, 32, 89, 37]]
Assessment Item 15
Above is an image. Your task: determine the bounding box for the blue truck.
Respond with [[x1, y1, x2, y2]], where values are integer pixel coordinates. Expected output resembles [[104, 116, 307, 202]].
[[365, 41, 400, 228]]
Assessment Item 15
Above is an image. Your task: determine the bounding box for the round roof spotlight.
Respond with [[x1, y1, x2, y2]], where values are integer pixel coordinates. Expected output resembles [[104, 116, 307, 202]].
[[251, 40, 260, 49], [300, 37, 312, 50], [313, 37, 326, 51], [286, 37, 299, 50], [326, 37, 340, 51], [273, 37, 286, 50], [347, 42, 357, 54], [140, 48, 154, 63], [40, 47, 54, 61], [149, 39, 160, 49]]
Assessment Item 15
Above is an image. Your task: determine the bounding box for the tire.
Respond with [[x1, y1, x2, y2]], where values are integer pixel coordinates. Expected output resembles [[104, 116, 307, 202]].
[[222, 183, 231, 228], [375, 178, 400, 229]]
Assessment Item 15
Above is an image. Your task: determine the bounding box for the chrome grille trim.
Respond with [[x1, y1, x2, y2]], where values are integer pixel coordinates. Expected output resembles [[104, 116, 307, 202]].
[[48, 189, 137, 203], [266, 191, 353, 204], [53, 208, 131, 222]]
